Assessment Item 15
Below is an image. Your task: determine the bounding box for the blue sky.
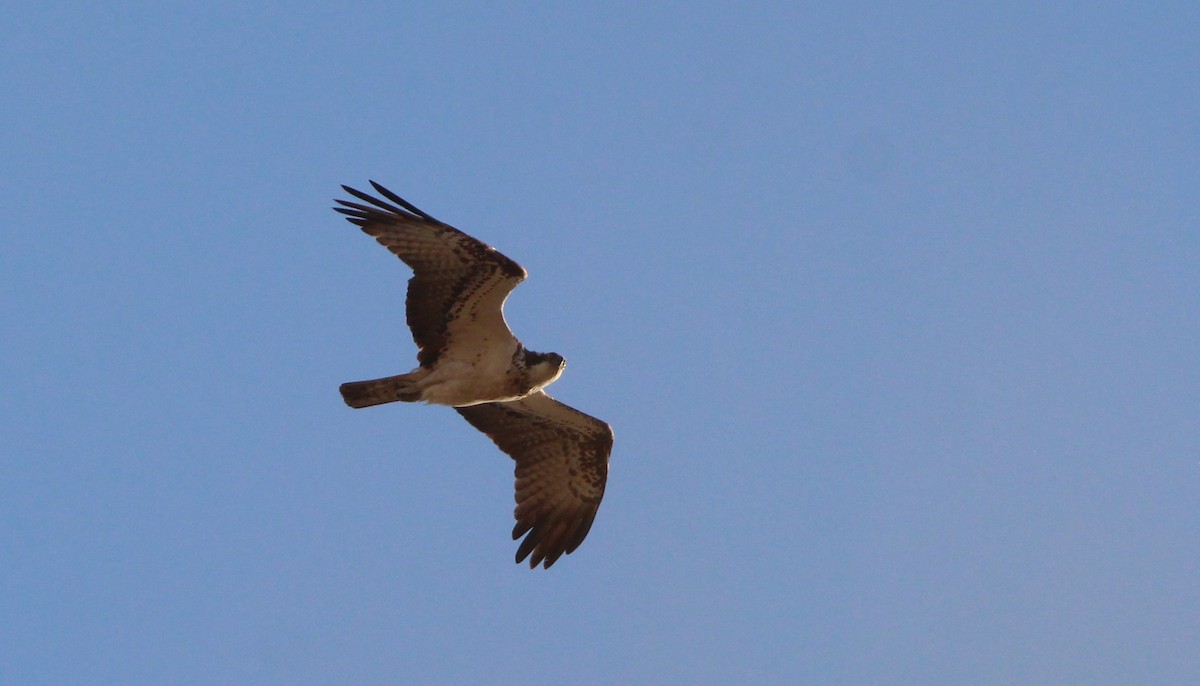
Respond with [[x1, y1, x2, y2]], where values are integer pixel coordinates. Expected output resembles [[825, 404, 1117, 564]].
[[3, 2, 1197, 684]]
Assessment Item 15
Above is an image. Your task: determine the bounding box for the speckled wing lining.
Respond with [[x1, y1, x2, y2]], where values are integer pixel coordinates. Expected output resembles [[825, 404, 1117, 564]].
[[455, 391, 613, 569], [334, 181, 526, 367]]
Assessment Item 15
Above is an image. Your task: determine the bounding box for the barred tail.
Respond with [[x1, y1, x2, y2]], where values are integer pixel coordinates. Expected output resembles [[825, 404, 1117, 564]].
[[339, 373, 422, 408]]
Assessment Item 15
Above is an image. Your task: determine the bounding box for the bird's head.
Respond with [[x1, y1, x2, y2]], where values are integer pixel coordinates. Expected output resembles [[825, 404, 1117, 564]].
[[524, 350, 566, 389]]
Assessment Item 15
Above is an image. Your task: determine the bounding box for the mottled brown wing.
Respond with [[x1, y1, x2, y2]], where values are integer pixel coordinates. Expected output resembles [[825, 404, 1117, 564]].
[[456, 391, 613, 569], [334, 182, 527, 366]]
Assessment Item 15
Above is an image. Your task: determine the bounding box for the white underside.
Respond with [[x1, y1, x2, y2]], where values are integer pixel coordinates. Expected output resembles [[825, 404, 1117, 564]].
[[414, 342, 529, 406]]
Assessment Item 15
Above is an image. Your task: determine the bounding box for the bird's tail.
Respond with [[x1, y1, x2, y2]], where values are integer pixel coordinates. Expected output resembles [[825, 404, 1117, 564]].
[[339, 373, 422, 408]]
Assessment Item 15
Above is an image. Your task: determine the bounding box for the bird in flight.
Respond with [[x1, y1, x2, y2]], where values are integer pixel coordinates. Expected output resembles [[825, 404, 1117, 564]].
[[334, 182, 613, 569]]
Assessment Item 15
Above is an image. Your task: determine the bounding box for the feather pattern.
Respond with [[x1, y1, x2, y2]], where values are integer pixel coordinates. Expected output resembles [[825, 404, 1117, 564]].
[[456, 391, 613, 569], [335, 182, 526, 367]]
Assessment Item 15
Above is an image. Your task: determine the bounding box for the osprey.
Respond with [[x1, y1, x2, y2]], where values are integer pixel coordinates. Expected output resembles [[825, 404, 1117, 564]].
[[334, 182, 613, 569]]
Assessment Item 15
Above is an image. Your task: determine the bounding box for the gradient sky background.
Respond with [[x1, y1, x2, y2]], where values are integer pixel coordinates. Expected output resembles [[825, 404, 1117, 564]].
[[3, 3, 1198, 684]]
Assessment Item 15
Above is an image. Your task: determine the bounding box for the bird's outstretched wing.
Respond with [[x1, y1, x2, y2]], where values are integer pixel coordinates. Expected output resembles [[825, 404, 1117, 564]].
[[334, 182, 527, 366], [455, 391, 613, 569]]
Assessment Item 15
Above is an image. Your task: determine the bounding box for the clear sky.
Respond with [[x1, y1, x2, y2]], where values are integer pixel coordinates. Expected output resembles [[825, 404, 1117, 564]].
[[3, 2, 1197, 684]]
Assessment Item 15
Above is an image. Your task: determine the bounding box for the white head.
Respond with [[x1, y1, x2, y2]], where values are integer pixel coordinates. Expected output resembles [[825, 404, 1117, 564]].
[[524, 350, 566, 389]]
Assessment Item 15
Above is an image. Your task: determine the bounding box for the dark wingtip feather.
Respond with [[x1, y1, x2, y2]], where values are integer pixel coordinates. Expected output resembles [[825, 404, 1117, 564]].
[[515, 531, 539, 564], [340, 184, 405, 214], [513, 522, 582, 569], [331, 205, 369, 227], [512, 521, 532, 540], [334, 182, 439, 224], [369, 180, 436, 221]]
